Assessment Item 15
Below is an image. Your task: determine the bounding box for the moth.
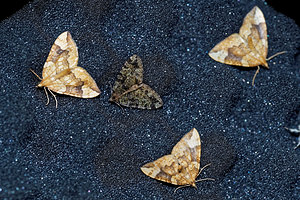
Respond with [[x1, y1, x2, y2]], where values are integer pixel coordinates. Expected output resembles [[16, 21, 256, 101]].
[[285, 125, 300, 149], [209, 6, 286, 86], [31, 31, 100, 108], [109, 55, 163, 109], [141, 128, 214, 192]]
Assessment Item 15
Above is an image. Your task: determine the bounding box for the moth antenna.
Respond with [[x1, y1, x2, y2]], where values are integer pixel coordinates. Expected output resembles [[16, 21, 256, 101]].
[[109, 81, 114, 95], [30, 68, 43, 81], [252, 66, 260, 86], [284, 126, 300, 134], [47, 88, 58, 108], [266, 51, 287, 61], [195, 178, 215, 183], [197, 163, 212, 177], [294, 139, 300, 150], [43, 87, 50, 106], [195, 163, 215, 184]]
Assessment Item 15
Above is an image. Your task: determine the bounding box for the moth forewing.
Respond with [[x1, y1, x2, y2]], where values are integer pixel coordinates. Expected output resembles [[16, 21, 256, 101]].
[[31, 31, 100, 107], [208, 6, 286, 86], [141, 128, 213, 191]]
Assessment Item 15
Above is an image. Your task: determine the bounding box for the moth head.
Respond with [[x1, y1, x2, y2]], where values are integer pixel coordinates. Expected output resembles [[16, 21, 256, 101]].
[[109, 93, 119, 102], [37, 79, 49, 88], [191, 182, 197, 188], [185, 178, 197, 188], [263, 61, 269, 69], [129, 54, 138, 63]]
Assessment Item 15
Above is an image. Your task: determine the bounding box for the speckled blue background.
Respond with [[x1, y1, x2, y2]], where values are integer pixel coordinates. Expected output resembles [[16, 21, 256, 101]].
[[0, 0, 299, 199]]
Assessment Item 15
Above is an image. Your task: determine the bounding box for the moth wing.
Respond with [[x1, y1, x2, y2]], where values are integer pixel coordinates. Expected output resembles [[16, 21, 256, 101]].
[[111, 54, 144, 97], [209, 33, 264, 67], [239, 6, 268, 59], [141, 154, 190, 185], [117, 84, 163, 109], [171, 128, 201, 181], [141, 155, 176, 185], [42, 31, 79, 79], [46, 66, 100, 98]]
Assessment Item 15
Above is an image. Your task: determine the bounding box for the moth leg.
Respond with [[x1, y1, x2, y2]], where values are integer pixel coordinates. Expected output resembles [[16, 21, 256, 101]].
[[251, 51, 286, 86], [252, 66, 260, 86], [173, 185, 191, 193], [43, 87, 50, 106], [114, 101, 125, 113], [47, 88, 58, 108], [266, 51, 287, 61]]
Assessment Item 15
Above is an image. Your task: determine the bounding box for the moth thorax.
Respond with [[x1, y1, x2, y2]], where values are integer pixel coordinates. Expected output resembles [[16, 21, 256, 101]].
[[38, 80, 47, 87]]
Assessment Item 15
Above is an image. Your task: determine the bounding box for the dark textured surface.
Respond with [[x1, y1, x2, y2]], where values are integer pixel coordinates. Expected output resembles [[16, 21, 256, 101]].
[[0, 0, 299, 199]]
